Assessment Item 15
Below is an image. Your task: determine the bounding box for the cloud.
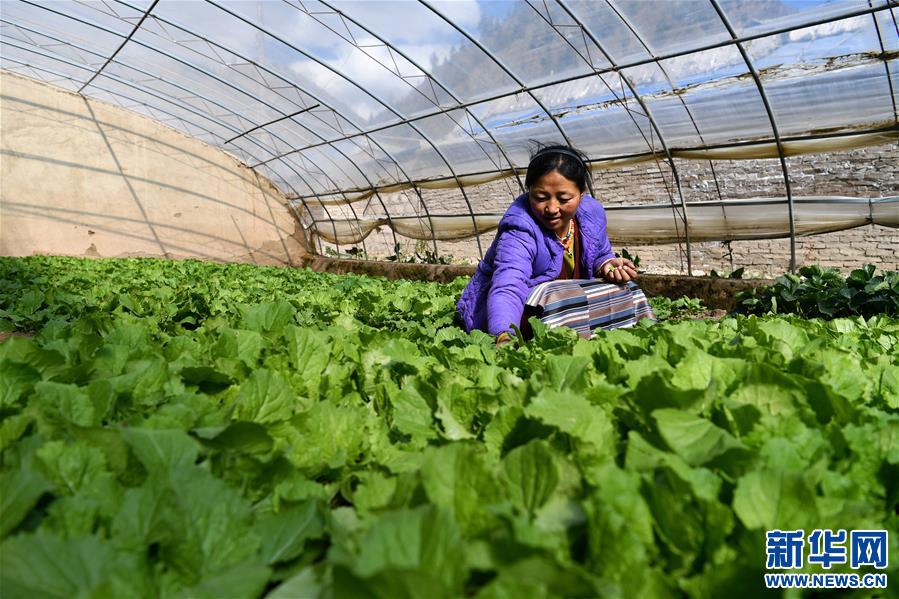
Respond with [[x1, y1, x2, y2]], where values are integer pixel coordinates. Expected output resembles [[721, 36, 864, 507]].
[[788, 15, 868, 43], [289, 39, 456, 122], [282, 1, 483, 122]]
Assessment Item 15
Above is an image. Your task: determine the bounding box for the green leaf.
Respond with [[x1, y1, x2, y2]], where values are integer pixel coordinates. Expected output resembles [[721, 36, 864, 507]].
[[0, 360, 40, 408], [192, 421, 274, 454], [390, 385, 436, 444], [120, 427, 199, 473], [241, 300, 295, 333], [434, 396, 475, 441], [212, 328, 266, 367], [641, 467, 709, 561], [583, 463, 656, 581], [543, 354, 590, 391], [525, 389, 614, 455], [420, 443, 501, 535], [284, 326, 331, 396], [0, 533, 129, 598], [0, 468, 51, 538], [501, 440, 559, 514], [0, 414, 33, 454], [233, 369, 300, 424], [111, 480, 168, 550], [732, 469, 819, 530], [35, 440, 107, 495], [350, 506, 467, 595], [184, 561, 271, 599], [268, 567, 323, 599], [653, 409, 746, 467], [161, 467, 260, 582], [278, 400, 368, 473], [33, 381, 95, 427], [258, 501, 324, 565], [179, 366, 233, 393]]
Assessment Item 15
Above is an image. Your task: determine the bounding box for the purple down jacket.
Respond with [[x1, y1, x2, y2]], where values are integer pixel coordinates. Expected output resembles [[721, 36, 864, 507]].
[[457, 193, 616, 336]]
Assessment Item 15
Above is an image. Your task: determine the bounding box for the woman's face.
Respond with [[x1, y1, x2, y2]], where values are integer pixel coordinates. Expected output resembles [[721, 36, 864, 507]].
[[527, 169, 583, 235]]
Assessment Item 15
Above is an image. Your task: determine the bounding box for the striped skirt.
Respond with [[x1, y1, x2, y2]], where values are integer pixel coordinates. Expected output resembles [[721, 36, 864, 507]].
[[524, 279, 655, 339]]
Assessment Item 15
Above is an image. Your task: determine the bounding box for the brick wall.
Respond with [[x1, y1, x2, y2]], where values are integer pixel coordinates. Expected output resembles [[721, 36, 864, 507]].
[[315, 141, 897, 276]]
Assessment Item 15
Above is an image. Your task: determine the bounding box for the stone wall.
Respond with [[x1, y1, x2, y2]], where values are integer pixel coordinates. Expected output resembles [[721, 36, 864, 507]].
[[317, 141, 897, 277]]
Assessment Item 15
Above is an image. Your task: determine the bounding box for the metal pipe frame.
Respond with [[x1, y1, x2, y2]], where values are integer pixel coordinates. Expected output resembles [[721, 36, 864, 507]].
[[293, 0, 520, 251], [1, 21, 360, 259], [548, 0, 693, 273], [708, 0, 797, 272], [19, 0, 404, 258], [601, 0, 726, 260], [254, 4, 896, 161], [8, 0, 364, 252], [151, 0, 439, 259], [224, 104, 320, 144], [300, 192, 897, 246], [206, 0, 482, 258], [6, 0, 895, 264], [77, 0, 159, 93], [107, 1, 405, 258], [602, 0, 726, 202], [418, 0, 598, 201], [0, 51, 347, 256], [869, 1, 899, 124], [288, 122, 899, 204], [306, 0, 524, 195], [19, 0, 406, 258], [300, 194, 898, 215], [0, 32, 353, 256]]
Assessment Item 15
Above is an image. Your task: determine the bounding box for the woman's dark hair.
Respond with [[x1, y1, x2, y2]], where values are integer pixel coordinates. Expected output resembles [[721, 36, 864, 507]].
[[524, 143, 591, 193]]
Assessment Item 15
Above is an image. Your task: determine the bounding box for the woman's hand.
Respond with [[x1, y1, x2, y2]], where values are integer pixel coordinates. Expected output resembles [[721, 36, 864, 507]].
[[599, 258, 638, 284]]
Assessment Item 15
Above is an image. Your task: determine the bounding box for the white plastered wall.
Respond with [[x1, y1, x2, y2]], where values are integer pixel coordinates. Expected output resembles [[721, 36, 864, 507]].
[[0, 71, 311, 265]]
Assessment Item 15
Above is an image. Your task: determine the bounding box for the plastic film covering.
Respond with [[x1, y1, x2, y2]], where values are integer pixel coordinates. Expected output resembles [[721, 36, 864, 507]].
[[296, 129, 899, 207], [2, 0, 898, 266]]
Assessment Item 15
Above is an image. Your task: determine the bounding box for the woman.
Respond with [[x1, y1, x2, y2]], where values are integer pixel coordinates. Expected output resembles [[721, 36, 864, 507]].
[[457, 144, 654, 344]]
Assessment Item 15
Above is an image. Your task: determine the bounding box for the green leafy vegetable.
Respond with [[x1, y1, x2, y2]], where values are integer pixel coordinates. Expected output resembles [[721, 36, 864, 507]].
[[0, 255, 896, 597]]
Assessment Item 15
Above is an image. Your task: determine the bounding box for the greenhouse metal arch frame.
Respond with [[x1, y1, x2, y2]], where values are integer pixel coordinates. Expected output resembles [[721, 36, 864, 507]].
[[2, 0, 897, 272]]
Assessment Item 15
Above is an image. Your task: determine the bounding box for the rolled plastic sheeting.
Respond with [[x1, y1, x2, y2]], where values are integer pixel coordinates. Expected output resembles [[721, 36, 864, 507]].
[[608, 198, 899, 245], [314, 214, 501, 244], [310, 197, 898, 246], [315, 218, 386, 245], [391, 214, 502, 241]]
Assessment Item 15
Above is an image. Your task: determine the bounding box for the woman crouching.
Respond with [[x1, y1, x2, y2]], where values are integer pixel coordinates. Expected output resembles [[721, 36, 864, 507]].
[[457, 144, 655, 345]]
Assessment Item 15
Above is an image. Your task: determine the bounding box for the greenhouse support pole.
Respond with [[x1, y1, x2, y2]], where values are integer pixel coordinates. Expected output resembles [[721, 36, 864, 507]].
[[605, 0, 727, 246], [63, 0, 416, 256], [207, 0, 478, 258], [868, 1, 898, 124], [314, 0, 525, 194], [77, 0, 159, 93], [709, 0, 797, 272], [555, 0, 692, 274], [100, 1, 404, 256], [12, 4, 358, 257], [419, 0, 595, 202], [239, 3, 893, 159]]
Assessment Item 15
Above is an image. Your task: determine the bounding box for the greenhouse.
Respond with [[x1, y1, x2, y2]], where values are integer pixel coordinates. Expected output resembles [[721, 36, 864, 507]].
[[0, 1, 897, 597]]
